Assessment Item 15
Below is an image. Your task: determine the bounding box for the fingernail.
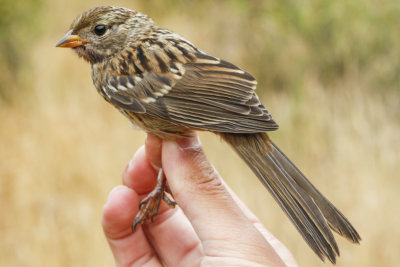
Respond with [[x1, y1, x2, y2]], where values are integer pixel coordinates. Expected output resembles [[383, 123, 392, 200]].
[[126, 145, 145, 174], [127, 156, 135, 173], [107, 185, 124, 201], [176, 134, 201, 149]]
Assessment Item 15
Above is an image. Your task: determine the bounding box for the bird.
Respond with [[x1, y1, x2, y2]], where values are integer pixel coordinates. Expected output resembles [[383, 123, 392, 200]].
[[56, 6, 360, 263]]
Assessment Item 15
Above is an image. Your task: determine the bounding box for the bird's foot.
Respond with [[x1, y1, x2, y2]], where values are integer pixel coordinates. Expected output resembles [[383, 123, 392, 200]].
[[131, 168, 176, 231]]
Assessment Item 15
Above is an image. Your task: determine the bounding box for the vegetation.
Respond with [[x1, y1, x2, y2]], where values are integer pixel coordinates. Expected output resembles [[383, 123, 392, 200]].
[[0, 0, 44, 100]]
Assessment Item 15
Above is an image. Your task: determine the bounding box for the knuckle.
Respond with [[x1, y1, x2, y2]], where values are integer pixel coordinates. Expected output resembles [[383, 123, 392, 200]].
[[183, 148, 226, 196]]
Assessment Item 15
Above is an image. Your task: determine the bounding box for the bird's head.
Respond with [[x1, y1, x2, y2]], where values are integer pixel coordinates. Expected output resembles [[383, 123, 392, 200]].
[[56, 6, 154, 63]]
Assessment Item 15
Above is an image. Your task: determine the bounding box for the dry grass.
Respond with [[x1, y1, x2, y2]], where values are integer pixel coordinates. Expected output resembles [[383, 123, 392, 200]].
[[0, 1, 399, 266]]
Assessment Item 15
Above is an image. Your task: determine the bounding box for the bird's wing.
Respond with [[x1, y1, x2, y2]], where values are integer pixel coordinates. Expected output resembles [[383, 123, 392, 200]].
[[103, 48, 278, 133]]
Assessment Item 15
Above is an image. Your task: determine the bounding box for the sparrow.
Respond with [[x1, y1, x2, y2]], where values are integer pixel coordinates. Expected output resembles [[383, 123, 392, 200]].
[[56, 6, 360, 263]]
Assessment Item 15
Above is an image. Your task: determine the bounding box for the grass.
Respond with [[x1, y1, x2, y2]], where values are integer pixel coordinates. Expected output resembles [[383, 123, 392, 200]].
[[0, 0, 399, 266]]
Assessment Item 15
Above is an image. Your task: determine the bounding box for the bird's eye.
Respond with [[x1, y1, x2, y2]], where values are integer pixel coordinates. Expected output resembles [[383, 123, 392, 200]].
[[94, 25, 107, 36]]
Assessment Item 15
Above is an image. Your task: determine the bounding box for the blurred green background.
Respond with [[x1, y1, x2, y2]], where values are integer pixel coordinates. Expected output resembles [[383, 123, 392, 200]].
[[0, 0, 399, 266]]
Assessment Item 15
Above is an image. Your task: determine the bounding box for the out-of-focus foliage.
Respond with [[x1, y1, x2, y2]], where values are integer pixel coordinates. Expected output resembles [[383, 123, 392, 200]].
[[0, 0, 44, 101], [255, 0, 400, 93]]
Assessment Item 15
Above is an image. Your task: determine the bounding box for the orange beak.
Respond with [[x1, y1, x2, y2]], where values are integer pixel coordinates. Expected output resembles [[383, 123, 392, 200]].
[[56, 30, 88, 48]]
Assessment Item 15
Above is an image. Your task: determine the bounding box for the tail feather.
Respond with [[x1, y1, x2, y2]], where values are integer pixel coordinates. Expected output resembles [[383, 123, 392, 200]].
[[266, 151, 339, 260], [271, 143, 361, 243], [221, 132, 361, 263]]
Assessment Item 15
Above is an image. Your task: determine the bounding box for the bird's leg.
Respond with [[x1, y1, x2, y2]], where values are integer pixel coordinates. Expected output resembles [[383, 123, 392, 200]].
[[131, 168, 176, 231]]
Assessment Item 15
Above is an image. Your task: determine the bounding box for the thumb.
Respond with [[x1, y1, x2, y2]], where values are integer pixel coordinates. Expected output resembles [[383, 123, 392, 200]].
[[161, 134, 273, 259], [162, 134, 228, 214]]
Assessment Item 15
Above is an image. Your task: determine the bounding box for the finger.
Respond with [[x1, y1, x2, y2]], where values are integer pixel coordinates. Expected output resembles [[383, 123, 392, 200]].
[[162, 134, 285, 266], [142, 207, 204, 267], [123, 145, 158, 193], [122, 145, 171, 224], [145, 134, 162, 168], [102, 185, 162, 267], [124, 143, 204, 266]]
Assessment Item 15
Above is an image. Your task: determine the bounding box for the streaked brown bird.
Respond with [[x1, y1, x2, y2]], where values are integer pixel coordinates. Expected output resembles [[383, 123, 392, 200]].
[[57, 6, 360, 263]]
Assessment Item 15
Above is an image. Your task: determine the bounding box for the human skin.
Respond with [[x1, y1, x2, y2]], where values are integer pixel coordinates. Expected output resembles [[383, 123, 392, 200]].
[[101, 133, 298, 267]]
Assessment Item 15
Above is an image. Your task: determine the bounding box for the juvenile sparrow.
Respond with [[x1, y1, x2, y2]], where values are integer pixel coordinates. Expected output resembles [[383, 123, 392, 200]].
[[57, 6, 360, 263]]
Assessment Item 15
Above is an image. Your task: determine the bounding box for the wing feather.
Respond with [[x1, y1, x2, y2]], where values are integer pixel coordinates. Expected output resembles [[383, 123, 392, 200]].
[[102, 47, 278, 133]]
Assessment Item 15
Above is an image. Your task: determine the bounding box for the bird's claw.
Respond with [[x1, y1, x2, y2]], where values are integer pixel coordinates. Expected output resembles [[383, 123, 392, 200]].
[[131, 168, 176, 231]]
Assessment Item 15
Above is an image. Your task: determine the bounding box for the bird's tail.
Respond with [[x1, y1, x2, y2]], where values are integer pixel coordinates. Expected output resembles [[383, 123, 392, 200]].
[[220, 132, 361, 263]]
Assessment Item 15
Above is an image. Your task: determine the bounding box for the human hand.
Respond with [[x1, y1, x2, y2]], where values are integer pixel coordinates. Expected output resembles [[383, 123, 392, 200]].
[[102, 133, 297, 266]]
